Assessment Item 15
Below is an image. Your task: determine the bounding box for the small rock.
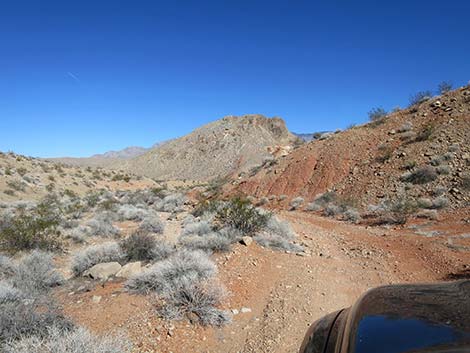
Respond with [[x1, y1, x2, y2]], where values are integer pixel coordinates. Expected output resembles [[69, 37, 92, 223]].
[[83, 262, 122, 281], [231, 309, 239, 315], [241, 307, 252, 313], [92, 295, 102, 304], [116, 261, 142, 279], [240, 236, 253, 246]]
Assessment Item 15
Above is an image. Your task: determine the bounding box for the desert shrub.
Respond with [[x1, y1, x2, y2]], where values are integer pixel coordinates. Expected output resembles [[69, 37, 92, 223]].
[[400, 131, 417, 141], [289, 197, 304, 210], [0, 282, 23, 304], [417, 198, 433, 209], [436, 165, 450, 175], [430, 155, 444, 166], [3, 190, 15, 196], [400, 166, 437, 184], [179, 227, 240, 253], [254, 232, 303, 253], [323, 204, 341, 217], [368, 107, 387, 122], [376, 145, 394, 163], [0, 255, 15, 281], [155, 194, 186, 212], [181, 220, 213, 237], [11, 251, 63, 295], [6, 180, 26, 192], [313, 192, 336, 206], [67, 226, 88, 244], [15, 167, 27, 177], [0, 201, 62, 252], [416, 209, 438, 220], [305, 202, 322, 211], [381, 197, 418, 225], [397, 122, 413, 133], [3, 326, 132, 353], [414, 124, 435, 142], [402, 160, 417, 170], [257, 197, 269, 206], [120, 232, 162, 262], [342, 209, 361, 223], [254, 217, 303, 253], [117, 204, 149, 221], [139, 214, 165, 234], [460, 173, 470, 191], [84, 192, 100, 208], [85, 212, 120, 238], [158, 278, 231, 327], [179, 233, 232, 253], [0, 298, 73, 343], [125, 250, 216, 295], [215, 197, 270, 235], [431, 196, 449, 209], [409, 90, 433, 106], [437, 81, 453, 95], [71, 242, 124, 276]]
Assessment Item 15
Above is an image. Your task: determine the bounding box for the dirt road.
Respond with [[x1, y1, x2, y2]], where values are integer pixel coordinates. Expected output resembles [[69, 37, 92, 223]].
[[60, 210, 470, 353]]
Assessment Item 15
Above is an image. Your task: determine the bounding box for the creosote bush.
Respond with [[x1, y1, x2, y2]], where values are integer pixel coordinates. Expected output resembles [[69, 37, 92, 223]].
[[0, 200, 62, 252], [215, 197, 270, 235]]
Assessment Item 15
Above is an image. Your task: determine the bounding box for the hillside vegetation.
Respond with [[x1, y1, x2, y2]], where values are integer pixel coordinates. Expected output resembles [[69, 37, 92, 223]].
[[232, 86, 470, 220]]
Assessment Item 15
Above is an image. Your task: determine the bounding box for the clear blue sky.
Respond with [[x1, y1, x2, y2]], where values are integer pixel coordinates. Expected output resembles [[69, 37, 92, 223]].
[[1, 0, 469, 157]]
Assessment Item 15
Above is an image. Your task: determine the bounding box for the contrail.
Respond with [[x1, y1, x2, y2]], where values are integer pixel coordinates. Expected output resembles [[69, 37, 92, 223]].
[[67, 72, 80, 83]]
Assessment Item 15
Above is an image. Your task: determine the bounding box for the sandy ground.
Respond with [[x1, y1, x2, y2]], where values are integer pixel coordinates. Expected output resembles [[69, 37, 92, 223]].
[[57, 210, 470, 353]]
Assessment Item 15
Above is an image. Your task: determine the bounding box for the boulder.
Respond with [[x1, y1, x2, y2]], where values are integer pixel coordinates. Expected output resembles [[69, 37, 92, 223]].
[[116, 261, 142, 279], [83, 262, 122, 280]]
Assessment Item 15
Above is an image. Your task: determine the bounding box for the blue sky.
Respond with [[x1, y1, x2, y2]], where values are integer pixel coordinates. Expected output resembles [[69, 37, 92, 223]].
[[1, 0, 469, 157]]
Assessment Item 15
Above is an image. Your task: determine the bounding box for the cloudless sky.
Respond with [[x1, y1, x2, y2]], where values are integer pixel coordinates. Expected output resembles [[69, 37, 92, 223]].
[[1, 0, 469, 157]]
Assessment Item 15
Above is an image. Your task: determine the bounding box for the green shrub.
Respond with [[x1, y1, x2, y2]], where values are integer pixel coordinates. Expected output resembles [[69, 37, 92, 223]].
[[215, 197, 270, 235], [368, 107, 387, 124], [0, 201, 62, 252], [437, 81, 453, 95], [409, 90, 432, 106]]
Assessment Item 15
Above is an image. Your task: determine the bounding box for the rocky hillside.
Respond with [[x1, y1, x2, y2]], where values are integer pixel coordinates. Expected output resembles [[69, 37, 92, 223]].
[[0, 152, 156, 202], [118, 115, 298, 181], [232, 86, 470, 211]]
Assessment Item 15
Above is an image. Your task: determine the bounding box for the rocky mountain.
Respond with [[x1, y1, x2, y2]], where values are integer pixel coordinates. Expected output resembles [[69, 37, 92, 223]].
[[232, 86, 470, 211], [50, 142, 170, 168], [90, 146, 149, 159], [119, 115, 298, 181]]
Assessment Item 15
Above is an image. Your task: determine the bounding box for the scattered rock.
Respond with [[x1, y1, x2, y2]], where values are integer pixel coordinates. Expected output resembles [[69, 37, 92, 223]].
[[240, 236, 253, 246], [116, 261, 142, 279], [83, 262, 122, 280]]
